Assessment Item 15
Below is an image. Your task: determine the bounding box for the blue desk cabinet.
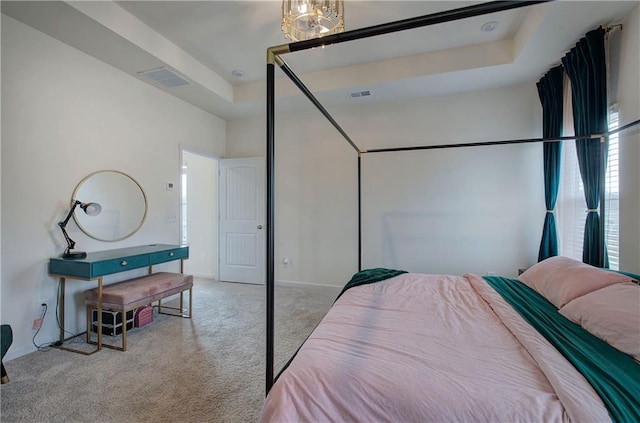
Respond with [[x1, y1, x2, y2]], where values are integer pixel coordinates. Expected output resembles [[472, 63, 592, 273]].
[[48, 244, 189, 354], [49, 244, 189, 279]]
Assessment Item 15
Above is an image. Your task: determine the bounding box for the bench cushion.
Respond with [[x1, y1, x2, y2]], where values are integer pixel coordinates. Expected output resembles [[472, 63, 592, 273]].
[[85, 272, 193, 311]]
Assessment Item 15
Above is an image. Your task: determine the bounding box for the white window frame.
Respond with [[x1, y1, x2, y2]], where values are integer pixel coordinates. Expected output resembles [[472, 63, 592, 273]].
[[556, 78, 619, 269]]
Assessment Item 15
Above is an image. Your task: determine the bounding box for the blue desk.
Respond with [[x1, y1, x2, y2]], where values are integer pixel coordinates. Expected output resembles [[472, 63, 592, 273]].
[[49, 244, 189, 354]]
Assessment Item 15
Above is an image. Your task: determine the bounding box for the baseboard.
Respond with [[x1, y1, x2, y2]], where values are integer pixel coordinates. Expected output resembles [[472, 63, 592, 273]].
[[5, 344, 36, 362], [195, 276, 340, 288], [190, 272, 216, 280], [276, 279, 342, 291]]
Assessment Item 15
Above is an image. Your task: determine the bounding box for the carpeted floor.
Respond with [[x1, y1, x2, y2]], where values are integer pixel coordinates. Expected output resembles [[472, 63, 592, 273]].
[[0, 278, 340, 423]]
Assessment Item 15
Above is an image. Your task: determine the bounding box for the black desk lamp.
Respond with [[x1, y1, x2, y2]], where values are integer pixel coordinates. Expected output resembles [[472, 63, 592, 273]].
[[58, 200, 102, 259]]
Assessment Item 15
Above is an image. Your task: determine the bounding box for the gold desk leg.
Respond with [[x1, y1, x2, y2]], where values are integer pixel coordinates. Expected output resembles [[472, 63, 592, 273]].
[[59, 277, 66, 342], [52, 276, 101, 355], [86, 304, 91, 343], [97, 277, 102, 350], [182, 258, 188, 317]]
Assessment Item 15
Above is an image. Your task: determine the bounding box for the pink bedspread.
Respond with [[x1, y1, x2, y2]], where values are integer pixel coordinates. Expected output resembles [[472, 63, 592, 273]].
[[260, 273, 610, 422]]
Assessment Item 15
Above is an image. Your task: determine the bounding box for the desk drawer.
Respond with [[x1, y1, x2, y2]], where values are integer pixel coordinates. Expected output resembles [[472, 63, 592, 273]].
[[92, 254, 149, 276], [150, 247, 188, 265]]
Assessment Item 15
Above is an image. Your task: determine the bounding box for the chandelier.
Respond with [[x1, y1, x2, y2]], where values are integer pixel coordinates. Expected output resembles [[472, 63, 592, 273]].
[[282, 0, 345, 42]]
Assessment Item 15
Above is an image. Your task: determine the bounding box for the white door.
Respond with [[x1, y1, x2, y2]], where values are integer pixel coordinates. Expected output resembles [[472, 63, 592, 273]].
[[219, 157, 265, 284]]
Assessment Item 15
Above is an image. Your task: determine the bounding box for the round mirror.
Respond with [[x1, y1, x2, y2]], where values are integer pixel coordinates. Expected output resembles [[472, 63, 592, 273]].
[[72, 170, 147, 241]]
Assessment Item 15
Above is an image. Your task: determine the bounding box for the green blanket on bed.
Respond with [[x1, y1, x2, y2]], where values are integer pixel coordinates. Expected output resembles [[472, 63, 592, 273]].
[[336, 267, 407, 300], [484, 276, 640, 423]]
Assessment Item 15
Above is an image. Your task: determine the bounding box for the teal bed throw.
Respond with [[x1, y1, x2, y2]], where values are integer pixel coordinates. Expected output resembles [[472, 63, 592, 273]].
[[336, 267, 407, 300], [484, 276, 640, 423]]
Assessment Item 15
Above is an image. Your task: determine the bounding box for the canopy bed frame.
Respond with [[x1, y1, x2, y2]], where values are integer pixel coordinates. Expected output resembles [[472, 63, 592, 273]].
[[264, 0, 640, 414]]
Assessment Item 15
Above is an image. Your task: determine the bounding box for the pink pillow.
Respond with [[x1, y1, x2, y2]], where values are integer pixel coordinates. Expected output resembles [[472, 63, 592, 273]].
[[518, 256, 635, 308], [560, 282, 640, 360]]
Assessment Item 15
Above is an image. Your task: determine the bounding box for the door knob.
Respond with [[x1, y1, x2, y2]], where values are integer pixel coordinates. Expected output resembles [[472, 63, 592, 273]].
[[257, 225, 263, 230]]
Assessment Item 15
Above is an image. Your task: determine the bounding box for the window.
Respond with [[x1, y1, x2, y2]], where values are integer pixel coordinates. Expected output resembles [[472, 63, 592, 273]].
[[556, 80, 619, 269], [557, 77, 584, 262], [556, 142, 586, 261], [605, 108, 620, 269]]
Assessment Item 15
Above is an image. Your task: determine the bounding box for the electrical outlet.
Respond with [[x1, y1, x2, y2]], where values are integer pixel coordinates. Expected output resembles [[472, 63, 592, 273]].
[[33, 302, 47, 330], [32, 318, 43, 330]]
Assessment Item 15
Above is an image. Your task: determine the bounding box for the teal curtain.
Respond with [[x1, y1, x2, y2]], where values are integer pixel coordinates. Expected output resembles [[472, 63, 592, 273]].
[[536, 66, 564, 262], [561, 27, 608, 267]]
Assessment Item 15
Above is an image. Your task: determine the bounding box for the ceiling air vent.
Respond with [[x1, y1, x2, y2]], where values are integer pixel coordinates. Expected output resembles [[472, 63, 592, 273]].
[[348, 90, 371, 99], [139, 67, 190, 88]]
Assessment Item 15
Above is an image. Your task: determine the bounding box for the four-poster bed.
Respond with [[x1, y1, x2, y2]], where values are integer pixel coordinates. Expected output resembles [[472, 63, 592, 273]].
[[263, 0, 640, 421]]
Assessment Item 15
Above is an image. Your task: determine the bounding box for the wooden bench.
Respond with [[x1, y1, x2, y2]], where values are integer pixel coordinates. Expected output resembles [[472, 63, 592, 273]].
[[84, 272, 193, 351]]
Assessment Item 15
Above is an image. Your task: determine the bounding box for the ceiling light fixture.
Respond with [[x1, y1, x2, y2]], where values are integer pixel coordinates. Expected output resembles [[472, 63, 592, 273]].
[[282, 0, 344, 42]]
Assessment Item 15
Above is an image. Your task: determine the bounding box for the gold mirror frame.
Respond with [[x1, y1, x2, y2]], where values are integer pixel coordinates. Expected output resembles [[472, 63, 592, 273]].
[[72, 170, 148, 242]]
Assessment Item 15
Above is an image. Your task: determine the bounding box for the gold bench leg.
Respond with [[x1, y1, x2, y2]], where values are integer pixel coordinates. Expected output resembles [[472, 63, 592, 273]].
[[121, 311, 127, 351], [86, 305, 91, 343], [157, 288, 192, 318], [86, 308, 127, 352], [188, 287, 193, 318]]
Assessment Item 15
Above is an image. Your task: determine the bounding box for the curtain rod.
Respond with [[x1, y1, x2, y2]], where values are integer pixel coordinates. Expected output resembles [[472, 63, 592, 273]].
[[362, 119, 640, 154], [604, 23, 623, 33]]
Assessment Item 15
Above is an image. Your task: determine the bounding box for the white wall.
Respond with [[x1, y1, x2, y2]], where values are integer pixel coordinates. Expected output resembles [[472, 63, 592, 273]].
[[228, 83, 544, 285], [617, 4, 640, 273], [1, 15, 226, 359]]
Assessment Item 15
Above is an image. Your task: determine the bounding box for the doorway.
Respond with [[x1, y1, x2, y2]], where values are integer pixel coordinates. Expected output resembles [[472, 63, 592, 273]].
[[180, 148, 219, 279]]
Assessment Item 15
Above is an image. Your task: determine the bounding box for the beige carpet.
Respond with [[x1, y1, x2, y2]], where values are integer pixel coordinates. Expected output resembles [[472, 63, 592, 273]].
[[0, 278, 340, 423]]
